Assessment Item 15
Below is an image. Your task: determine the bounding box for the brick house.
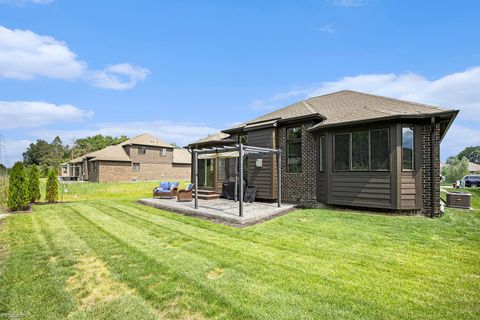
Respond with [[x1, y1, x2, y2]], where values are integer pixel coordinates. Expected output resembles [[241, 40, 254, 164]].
[[187, 90, 458, 217], [61, 133, 191, 183]]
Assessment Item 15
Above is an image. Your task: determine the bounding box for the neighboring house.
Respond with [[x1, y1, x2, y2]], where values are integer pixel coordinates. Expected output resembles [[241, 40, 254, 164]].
[[440, 161, 480, 175], [468, 161, 480, 173], [61, 133, 191, 182], [187, 90, 458, 217]]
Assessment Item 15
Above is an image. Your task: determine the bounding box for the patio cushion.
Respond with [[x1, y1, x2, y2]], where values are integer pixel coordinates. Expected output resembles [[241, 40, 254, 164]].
[[170, 182, 179, 190], [185, 183, 193, 191], [160, 182, 170, 190], [155, 189, 172, 194]]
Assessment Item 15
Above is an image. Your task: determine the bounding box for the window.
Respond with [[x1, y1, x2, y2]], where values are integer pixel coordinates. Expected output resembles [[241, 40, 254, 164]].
[[287, 127, 302, 173], [402, 127, 414, 171], [334, 133, 350, 171], [334, 129, 390, 171], [132, 163, 140, 171], [319, 136, 325, 172], [93, 162, 97, 172], [138, 147, 146, 155], [351, 131, 369, 171], [62, 166, 68, 174], [160, 148, 166, 157], [218, 158, 226, 180], [239, 135, 248, 145], [370, 129, 389, 170]]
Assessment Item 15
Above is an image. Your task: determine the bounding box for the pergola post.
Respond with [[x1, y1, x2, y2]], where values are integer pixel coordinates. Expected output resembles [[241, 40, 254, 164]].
[[277, 149, 282, 207], [194, 151, 199, 209], [239, 144, 244, 217], [234, 157, 238, 202]]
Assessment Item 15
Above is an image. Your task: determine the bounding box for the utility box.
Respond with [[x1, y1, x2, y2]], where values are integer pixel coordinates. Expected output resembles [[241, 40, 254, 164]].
[[446, 192, 472, 209]]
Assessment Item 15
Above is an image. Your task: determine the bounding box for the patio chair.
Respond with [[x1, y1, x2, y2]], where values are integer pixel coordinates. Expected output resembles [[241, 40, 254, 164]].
[[177, 183, 194, 202], [153, 182, 179, 199]]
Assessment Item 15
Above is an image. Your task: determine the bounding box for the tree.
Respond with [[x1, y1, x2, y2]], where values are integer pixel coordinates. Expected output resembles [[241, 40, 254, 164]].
[[27, 165, 41, 203], [7, 162, 29, 211], [0, 163, 6, 176], [456, 146, 480, 164], [441, 156, 469, 183], [23, 139, 51, 165], [45, 169, 58, 203], [71, 135, 129, 157]]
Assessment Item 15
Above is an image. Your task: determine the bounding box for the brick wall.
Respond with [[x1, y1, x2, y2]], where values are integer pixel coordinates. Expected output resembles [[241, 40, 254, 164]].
[[421, 122, 442, 217], [98, 161, 190, 182], [278, 122, 317, 205]]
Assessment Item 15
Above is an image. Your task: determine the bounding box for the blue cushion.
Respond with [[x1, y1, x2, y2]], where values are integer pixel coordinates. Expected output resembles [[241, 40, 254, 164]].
[[186, 183, 193, 191], [155, 189, 171, 194], [160, 182, 170, 190], [171, 182, 179, 188]]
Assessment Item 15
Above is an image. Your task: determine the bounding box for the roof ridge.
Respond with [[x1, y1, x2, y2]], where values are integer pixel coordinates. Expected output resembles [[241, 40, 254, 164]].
[[342, 90, 448, 111]]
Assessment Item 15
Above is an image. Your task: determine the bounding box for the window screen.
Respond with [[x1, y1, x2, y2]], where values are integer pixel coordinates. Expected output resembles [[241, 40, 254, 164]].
[[371, 129, 389, 170], [351, 131, 369, 171], [287, 127, 302, 173], [402, 127, 414, 171], [334, 133, 350, 171]]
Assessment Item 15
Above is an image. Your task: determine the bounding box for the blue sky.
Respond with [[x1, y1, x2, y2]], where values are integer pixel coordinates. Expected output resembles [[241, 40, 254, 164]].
[[1, 0, 480, 165]]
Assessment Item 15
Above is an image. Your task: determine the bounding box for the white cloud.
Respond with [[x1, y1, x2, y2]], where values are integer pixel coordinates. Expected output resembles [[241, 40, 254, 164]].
[[0, 26, 149, 89], [329, 0, 364, 7], [318, 25, 336, 33], [0, 101, 94, 129], [30, 120, 220, 148], [0, 139, 32, 166], [0, 26, 85, 80], [251, 66, 480, 159], [92, 63, 151, 90]]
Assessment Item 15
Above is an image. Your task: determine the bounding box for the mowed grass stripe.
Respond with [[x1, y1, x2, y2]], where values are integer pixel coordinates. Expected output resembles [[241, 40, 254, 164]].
[[67, 202, 340, 319], [0, 213, 75, 319], [62, 203, 252, 319], [81, 201, 449, 319], [103, 200, 479, 319]]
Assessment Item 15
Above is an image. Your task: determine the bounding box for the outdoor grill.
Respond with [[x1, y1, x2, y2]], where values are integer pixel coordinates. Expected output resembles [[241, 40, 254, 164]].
[[446, 192, 472, 209]]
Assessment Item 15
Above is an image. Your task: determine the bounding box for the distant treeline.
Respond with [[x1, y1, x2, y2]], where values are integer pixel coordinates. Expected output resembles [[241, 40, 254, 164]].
[[22, 134, 129, 175]]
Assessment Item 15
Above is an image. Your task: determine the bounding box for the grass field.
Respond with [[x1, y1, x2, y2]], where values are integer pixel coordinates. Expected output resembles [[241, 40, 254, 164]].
[[0, 182, 479, 319]]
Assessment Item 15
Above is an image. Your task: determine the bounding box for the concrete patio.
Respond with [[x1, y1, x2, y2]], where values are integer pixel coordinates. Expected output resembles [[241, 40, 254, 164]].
[[138, 198, 296, 226]]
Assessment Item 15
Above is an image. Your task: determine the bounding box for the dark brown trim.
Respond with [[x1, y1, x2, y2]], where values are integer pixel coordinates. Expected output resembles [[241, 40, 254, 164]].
[[307, 110, 459, 132]]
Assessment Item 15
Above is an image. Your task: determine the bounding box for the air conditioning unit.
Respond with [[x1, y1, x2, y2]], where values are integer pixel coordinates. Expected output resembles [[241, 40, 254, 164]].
[[446, 192, 472, 209]]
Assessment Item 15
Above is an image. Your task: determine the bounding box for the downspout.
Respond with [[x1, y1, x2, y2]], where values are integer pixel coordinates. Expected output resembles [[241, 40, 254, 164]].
[[430, 116, 436, 218]]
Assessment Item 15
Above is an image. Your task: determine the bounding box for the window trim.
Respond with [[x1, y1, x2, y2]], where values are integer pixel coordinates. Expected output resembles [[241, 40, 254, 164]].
[[333, 128, 390, 172], [159, 148, 166, 157], [401, 126, 415, 172], [319, 135, 325, 172], [286, 127, 302, 173], [132, 163, 140, 171]]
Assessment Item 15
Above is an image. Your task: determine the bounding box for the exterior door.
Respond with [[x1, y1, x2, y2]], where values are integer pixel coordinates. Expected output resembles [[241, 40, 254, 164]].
[[198, 159, 215, 188]]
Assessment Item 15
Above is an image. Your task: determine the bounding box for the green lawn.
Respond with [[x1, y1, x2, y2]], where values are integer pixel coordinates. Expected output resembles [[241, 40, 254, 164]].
[[0, 183, 479, 319]]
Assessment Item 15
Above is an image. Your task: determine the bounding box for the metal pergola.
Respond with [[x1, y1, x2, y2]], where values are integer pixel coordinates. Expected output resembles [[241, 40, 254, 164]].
[[192, 144, 282, 217]]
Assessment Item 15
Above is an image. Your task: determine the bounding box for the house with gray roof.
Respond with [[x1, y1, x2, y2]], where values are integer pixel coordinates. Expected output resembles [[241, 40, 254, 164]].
[[188, 90, 458, 217], [61, 133, 191, 182]]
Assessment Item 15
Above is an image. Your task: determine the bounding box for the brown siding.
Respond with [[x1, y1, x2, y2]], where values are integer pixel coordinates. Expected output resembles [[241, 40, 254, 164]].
[[328, 172, 392, 208], [247, 128, 276, 200], [400, 172, 416, 208]]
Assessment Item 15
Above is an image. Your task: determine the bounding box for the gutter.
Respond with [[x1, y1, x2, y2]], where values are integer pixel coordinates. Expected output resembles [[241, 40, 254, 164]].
[[307, 110, 459, 133]]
